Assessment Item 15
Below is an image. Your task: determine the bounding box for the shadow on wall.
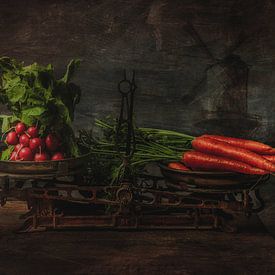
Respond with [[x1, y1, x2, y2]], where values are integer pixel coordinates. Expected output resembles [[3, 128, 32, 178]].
[[180, 20, 261, 138]]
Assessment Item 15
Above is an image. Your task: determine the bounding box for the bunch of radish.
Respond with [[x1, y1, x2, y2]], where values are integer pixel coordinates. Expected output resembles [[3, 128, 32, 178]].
[[4, 122, 65, 162], [168, 135, 275, 175]]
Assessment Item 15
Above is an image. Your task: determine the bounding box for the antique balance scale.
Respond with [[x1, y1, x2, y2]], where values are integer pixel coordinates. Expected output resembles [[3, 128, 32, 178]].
[[0, 71, 270, 233]]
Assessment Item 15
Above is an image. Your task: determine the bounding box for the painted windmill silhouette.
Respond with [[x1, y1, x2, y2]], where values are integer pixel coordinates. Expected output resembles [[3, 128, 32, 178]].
[[182, 21, 261, 137]]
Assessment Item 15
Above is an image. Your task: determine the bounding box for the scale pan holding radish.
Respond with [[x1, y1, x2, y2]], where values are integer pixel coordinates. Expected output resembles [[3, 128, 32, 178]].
[[0, 143, 91, 179]]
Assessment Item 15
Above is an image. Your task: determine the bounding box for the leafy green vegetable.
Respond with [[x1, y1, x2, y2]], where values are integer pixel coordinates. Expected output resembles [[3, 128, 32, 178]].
[[0, 57, 82, 157], [0, 115, 18, 133], [1, 146, 14, 160], [78, 118, 194, 184]]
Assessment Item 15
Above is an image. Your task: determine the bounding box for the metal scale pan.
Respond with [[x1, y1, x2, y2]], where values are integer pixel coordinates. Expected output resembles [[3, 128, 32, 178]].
[[158, 162, 270, 192], [0, 153, 91, 179]]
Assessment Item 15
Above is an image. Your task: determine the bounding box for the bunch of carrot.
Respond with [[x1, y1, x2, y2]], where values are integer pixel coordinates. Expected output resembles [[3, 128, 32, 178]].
[[80, 118, 275, 177], [169, 135, 275, 175]]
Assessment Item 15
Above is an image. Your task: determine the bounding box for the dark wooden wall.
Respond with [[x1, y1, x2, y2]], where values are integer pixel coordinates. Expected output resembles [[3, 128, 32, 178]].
[[0, 0, 275, 142]]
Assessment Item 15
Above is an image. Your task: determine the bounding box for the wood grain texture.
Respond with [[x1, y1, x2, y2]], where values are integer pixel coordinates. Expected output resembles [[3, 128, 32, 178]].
[[0, 0, 275, 142], [1, 201, 275, 275]]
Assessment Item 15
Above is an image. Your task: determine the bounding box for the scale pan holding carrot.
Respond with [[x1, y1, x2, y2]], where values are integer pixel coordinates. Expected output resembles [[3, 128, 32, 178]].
[[166, 135, 275, 175]]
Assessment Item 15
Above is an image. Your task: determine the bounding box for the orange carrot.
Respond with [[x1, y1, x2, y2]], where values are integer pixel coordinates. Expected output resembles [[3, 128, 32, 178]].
[[262, 155, 275, 163], [202, 134, 274, 154], [183, 151, 268, 175], [168, 162, 190, 171], [192, 137, 275, 172]]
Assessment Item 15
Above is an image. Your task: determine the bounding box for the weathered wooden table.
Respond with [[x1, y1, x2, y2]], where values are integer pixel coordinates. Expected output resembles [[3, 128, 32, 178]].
[[1, 200, 275, 275]]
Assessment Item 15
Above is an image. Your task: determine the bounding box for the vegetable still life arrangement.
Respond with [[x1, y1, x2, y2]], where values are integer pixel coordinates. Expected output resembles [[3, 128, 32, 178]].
[[0, 57, 81, 161], [0, 56, 274, 182]]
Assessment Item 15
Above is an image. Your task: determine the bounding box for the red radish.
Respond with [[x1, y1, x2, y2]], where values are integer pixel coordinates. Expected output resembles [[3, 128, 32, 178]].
[[51, 152, 64, 161], [46, 134, 60, 151], [10, 151, 19, 161], [6, 131, 19, 145], [202, 134, 274, 154], [29, 138, 43, 152], [168, 162, 190, 171], [19, 134, 30, 147], [18, 147, 33, 161], [34, 152, 50, 162], [15, 122, 26, 135], [14, 144, 23, 152], [192, 137, 275, 172], [183, 151, 268, 175], [27, 126, 39, 138]]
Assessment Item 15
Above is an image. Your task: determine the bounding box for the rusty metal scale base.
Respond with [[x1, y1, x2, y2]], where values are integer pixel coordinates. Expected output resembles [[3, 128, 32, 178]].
[[0, 172, 267, 233]]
